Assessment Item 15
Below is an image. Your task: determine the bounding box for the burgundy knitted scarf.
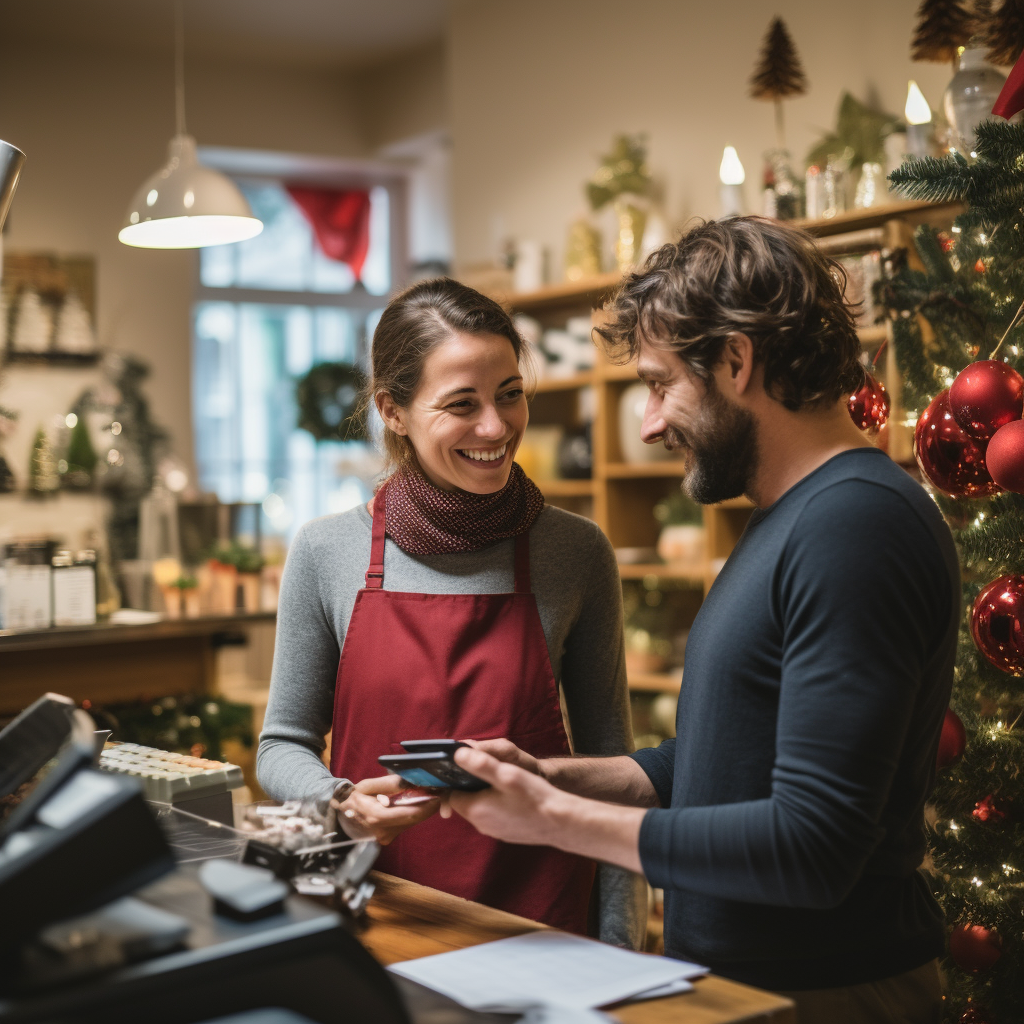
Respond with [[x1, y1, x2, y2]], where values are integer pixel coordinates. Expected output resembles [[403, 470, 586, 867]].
[[382, 463, 545, 555]]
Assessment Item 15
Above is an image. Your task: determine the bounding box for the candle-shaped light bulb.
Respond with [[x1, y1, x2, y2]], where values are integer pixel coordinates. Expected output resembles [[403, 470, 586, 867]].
[[719, 146, 745, 185], [905, 81, 932, 125], [718, 146, 745, 218], [905, 81, 933, 159]]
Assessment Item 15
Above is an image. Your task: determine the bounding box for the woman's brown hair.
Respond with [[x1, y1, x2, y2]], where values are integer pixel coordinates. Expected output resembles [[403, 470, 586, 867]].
[[595, 217, 863, 410], [364, 277, 531, 473]]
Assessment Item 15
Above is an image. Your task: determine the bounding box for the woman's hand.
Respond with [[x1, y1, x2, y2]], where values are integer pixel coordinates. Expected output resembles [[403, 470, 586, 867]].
[[331, 774, 440, 845]]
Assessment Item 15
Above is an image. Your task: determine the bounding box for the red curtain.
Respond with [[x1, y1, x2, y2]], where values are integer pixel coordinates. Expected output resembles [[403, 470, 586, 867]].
[[286, 187, 372, 280]]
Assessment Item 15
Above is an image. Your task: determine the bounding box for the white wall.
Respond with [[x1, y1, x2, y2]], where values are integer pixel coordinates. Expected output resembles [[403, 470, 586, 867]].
[[447, 0, 956, 272], [0, 40, 370, 493]]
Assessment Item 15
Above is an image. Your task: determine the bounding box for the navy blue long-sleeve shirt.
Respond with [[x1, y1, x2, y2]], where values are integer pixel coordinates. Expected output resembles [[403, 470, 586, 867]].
[[632, 448, 960, 991]]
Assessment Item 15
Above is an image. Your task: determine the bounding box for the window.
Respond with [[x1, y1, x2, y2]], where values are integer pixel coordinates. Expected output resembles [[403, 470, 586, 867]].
[[193, 175, 403, 537]]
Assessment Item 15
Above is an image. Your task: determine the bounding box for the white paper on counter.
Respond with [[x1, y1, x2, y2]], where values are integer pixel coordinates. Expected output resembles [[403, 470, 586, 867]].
[[387, 930, 706, 1010]]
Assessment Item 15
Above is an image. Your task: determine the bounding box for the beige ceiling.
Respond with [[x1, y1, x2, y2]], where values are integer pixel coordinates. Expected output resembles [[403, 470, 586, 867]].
[[2, 0, 449, 71]]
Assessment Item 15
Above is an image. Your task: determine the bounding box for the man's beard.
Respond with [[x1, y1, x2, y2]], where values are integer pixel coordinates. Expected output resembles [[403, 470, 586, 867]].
[[667, 382, 758, 505]]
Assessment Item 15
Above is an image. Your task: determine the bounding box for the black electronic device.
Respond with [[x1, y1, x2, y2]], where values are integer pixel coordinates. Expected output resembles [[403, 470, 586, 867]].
[[377, 752, 489, 792], [0, 863, 410, 1024], [0, 697, 97, 843], [399, 739, 469, 755], [0, 768, 175, 955]]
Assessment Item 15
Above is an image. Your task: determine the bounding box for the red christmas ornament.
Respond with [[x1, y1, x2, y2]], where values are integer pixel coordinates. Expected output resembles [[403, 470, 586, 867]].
[[975, 258, 987, 273], [949, 924, 1002, 973], [939, 232, 954, 253], [949, 360, 1024, 440], [936, 707, 967, 769], [986, 419, 1024, 494], [914, 390, 1001, 498], [971, 574, 1024, 676], [848, 373, 891, 430], [972, 794, 1007, 824]]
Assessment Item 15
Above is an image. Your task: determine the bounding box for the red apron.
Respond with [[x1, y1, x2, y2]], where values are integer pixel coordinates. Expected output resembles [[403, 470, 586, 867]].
[[329, 485, 595, 933]]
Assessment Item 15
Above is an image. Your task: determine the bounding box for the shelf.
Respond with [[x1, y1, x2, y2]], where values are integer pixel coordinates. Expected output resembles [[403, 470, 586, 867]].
[[494, 271, 621, 315], [532, 371, 594, 393], [604, 461, 688, 478], [598, 361, 639, 382], [536, 479, 594, 498], [618, 562, 705, 584], [857, 325, 887, 346], [628, 670, 682, 694], [792, 200, 960, 238], [4, 349, 100, 366]]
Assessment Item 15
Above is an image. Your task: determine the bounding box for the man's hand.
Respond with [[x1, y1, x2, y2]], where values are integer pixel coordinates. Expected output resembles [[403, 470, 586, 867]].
[[463, 738, 543, 776], [331, 774, 440, 845], [447, 745, 565, 845], [448, 746, 648, 874]]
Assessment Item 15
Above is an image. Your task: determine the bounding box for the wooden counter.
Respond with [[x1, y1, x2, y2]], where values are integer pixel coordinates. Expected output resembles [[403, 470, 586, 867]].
[[361, 872, 796, 1024], [0, 612, 274, 714]]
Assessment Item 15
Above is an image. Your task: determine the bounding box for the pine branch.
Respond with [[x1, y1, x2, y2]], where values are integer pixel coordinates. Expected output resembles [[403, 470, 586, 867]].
[[916, 224, 959, 283], [974, 118, 1024, 166], [889, 152, 975, 202]]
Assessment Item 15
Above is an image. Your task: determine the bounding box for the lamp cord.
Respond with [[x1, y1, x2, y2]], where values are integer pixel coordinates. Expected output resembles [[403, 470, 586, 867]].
[[174, 0, 187, 137]]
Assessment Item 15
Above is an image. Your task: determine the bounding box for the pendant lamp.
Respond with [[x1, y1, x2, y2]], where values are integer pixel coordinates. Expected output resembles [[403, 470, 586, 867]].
[[119, 2, 262, 249]]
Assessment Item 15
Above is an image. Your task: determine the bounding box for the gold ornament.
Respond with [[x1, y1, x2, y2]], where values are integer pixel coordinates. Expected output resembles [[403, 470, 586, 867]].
[[565, 219, 602, 281], [613, 198, 647, 273]]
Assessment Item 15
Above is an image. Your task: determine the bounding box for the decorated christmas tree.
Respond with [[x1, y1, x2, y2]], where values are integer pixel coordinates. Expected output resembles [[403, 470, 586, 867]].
[[883, 118, 1024, 1022]]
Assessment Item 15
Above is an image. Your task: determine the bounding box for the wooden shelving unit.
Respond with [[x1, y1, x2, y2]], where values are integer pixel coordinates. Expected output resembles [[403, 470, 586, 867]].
[[627, 670, 683, 694], [492, 201, 958, 699]]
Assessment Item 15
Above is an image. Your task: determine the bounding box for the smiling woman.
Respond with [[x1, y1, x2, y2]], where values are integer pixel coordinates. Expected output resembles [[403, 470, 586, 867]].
[[257, 278, 647, 950]]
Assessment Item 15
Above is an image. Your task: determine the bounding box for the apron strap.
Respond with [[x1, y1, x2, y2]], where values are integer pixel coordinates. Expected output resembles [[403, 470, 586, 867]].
[[513, 533, 531, 594], [365, 484, 387, 589]]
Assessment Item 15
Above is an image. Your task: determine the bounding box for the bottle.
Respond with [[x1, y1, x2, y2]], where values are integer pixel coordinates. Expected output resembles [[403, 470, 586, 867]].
[[4, 541, 53, 629], [51, 550, 94, 626], [85, 529, 122, 619], [75, 549, 100, 622]]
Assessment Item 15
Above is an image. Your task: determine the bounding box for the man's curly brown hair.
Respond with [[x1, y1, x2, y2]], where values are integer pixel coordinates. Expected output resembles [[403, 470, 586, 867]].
[[595, 217, 864, 410]]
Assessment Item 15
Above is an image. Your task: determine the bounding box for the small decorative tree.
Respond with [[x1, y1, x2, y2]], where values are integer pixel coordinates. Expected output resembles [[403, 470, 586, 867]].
[[749, 17, 808, 149], [911, 0, 977, 67], [981, 0, 1024, 66]]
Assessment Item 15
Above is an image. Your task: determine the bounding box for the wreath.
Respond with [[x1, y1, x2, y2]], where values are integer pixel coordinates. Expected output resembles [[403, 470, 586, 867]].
[[295, 362, 368, 442]]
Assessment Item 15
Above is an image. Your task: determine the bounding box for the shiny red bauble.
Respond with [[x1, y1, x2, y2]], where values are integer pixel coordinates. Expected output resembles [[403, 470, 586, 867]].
[[971, 574, 1024, 676], [914, 390, 1001, 498], [848, 373, 891, 430], [936, 707, 967, 768], [949, 359, 1024, 440], [985, 419, 1024, 493], [949, 924, 1002, 973]]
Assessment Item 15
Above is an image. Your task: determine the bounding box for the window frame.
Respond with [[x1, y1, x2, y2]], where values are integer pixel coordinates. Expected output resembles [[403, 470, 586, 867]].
[[190, 149, 409, 524]]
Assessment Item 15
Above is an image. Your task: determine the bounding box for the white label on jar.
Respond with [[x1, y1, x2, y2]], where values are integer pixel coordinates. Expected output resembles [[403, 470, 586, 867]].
[[4, 563, 52, 629], [53, 566, 97, 626]]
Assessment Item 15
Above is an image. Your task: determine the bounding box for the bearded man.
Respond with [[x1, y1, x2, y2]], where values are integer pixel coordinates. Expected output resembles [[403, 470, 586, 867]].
[[444, 218, 959, 1024]]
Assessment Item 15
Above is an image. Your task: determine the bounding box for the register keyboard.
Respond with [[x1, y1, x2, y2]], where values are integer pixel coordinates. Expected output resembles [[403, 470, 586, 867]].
[[98, 742, 244, 824]]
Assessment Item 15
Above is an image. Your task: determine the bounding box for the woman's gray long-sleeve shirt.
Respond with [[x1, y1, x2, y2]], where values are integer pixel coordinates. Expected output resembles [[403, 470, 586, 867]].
[[257, 502, 647, 949]]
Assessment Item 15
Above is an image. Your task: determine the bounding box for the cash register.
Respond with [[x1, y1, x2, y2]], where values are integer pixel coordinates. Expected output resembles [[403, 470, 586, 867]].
[[0, 694, 408, 1024]]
